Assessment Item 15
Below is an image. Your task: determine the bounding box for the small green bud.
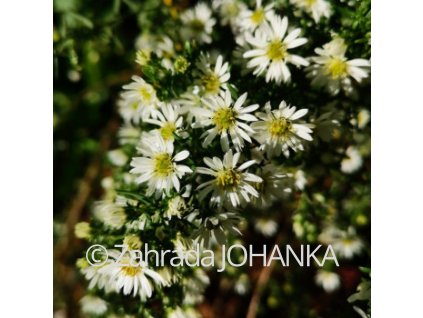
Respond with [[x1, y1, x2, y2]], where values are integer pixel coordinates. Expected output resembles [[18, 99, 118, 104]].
[[174, 56, 190, 74]]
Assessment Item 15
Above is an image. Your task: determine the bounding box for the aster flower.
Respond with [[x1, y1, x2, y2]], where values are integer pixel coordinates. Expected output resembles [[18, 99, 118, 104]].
[[180, 3, 216, 44], [182, 268, 210, 305], [195, 54, 231, 96], [319, 226, 364, 259], [130, 134, 192, 196], [120, 76, 159, 122], [93, 201, 127, 230], [81, 261, 117, 293], [254, 218, 278, 237], [213, 0, 247, 28], [194, 90, 259, 151], [107, 149, 128, 167], [234, 274, 251, 295], [196, 150, 262, 207], [100, 254, 165, 299], [294, 169, 307, 190], [117, 124, 141, 146], [341, 146, 363, 174], [135, 35, 175, 71], [315, 270, 341, 292], [251, 163, 290, 208], [306, 37, 370, 95], [145, 103, 184, 142], [175, 86, 203, 124], [192, 211, 243, 247], [154, 36, 176, 71], [252, 101, 313, 158], [332, 227, 364, 259], [238, 0, 274, 32], [243, 14, 309, 84], [290, 0, 331, 23], [79, 295, 108, 316]]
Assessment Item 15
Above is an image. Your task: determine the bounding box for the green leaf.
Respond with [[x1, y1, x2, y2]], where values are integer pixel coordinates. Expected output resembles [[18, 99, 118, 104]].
[[65, 12, 94, 29], [116, 190, 150, 205]]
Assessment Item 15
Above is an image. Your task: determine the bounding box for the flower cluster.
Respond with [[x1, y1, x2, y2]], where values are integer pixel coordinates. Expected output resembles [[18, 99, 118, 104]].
[[73, 1, 371, 317]]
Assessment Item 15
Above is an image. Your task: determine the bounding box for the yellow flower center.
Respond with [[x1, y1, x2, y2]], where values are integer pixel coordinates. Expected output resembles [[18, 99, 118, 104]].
[[342, 238, 354, 246], [306, 0, 317, 7], [131, 101, 139, 110], [201, 72, 221, 94], [212, 107, 237, 132], [160, 122, 176, 141], [251, 8, 265, 25], [266, 41, 288, 61], [121, 265, 141, 277], [325, 57, 348, 79], [216, 169, 241, 188], [269, 117, 292, 137], [224, 3, 240, 17], [190, 19, 205, 32], [139, 86, 153, 102], [154, 153, 174, 176]]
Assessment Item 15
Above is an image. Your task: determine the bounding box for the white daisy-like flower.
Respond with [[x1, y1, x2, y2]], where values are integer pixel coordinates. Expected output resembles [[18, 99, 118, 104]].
[[107, 149, 128, 167], [307, 37, 370, 95], [130, 134, 192, 196], [155, 36, 176, 71], [145, 103, 183, 142], [120, 76, 159, 122], [238, 0, 274, 32], [192, 211, 243, 247], [81, 262, 117, 293], [294, 169, 307, 190], [117, 124, 141, 145], [196, 150, 263, 207], [252, 164, 290, 208], [213, 0, 247, 28], [79, 295, 108, 316], [234, 274, 250, 295], [195, 54, 231, 96], [135, 34, 175, 70], [193, 90, 259, 151], [332, 227, 364, 259], [243, 14, 309, 84], [254, 218, 278, 237], [180, 3, 216, 44], [252, 101, 313, 158], [135, 33, 155, 55], [182, 268, 210, 305], [100, 254, 165, 299], [315, 270, 341, 293], [319, 226, 364, 259], [341, 146, 363, 174], [93, 201, 127, 230], [175, 86, 203, 124], [117, 98, 144, 125], [290, 0, 331, 23]]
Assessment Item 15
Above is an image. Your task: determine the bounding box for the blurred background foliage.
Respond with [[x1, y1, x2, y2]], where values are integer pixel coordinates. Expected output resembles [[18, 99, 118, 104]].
[[54, 0, 370, 317]]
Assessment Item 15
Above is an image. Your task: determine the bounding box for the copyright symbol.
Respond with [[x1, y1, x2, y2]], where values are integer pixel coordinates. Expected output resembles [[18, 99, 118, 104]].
[[86, 244, 108, 267]]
